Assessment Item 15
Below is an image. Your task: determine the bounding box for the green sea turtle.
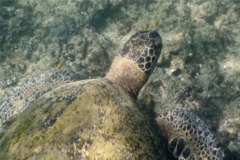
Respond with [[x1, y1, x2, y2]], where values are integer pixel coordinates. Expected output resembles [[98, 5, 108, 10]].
[[0, 30, 164, 159], [0, 30, 223, 160]]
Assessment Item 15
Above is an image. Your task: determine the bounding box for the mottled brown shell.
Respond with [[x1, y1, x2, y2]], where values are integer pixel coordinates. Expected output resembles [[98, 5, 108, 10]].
[[0, 79, 164, 159]]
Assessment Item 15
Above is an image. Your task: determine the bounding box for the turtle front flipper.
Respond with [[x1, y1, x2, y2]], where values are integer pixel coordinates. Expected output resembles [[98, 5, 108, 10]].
[[0, 69, 78, 128], [156, 108, 224, 160]]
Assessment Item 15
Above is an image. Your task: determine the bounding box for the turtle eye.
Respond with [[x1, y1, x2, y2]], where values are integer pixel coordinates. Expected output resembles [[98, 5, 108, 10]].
[[147, 39, 155, 47]]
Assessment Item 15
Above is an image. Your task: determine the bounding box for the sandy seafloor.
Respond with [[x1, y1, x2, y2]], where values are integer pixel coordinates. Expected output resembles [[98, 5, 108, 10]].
[[0, 0, 239, 159]]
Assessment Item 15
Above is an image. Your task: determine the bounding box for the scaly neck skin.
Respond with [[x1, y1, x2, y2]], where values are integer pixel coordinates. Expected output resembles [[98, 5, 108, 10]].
[[104, 55, 147, 97]]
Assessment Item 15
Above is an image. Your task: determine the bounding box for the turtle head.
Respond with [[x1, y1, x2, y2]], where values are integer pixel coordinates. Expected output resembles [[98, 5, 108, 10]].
[[105, 30, 162, 96], [121, 30, 162, 75]]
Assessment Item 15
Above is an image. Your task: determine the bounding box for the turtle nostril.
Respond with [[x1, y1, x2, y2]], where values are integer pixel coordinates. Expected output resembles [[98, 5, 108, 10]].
[[148, 39, 155, 47]]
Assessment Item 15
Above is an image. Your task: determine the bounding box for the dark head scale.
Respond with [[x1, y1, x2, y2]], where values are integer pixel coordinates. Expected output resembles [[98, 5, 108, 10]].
[[121, 30, 162, 75], [105, 30, 162, 96]]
